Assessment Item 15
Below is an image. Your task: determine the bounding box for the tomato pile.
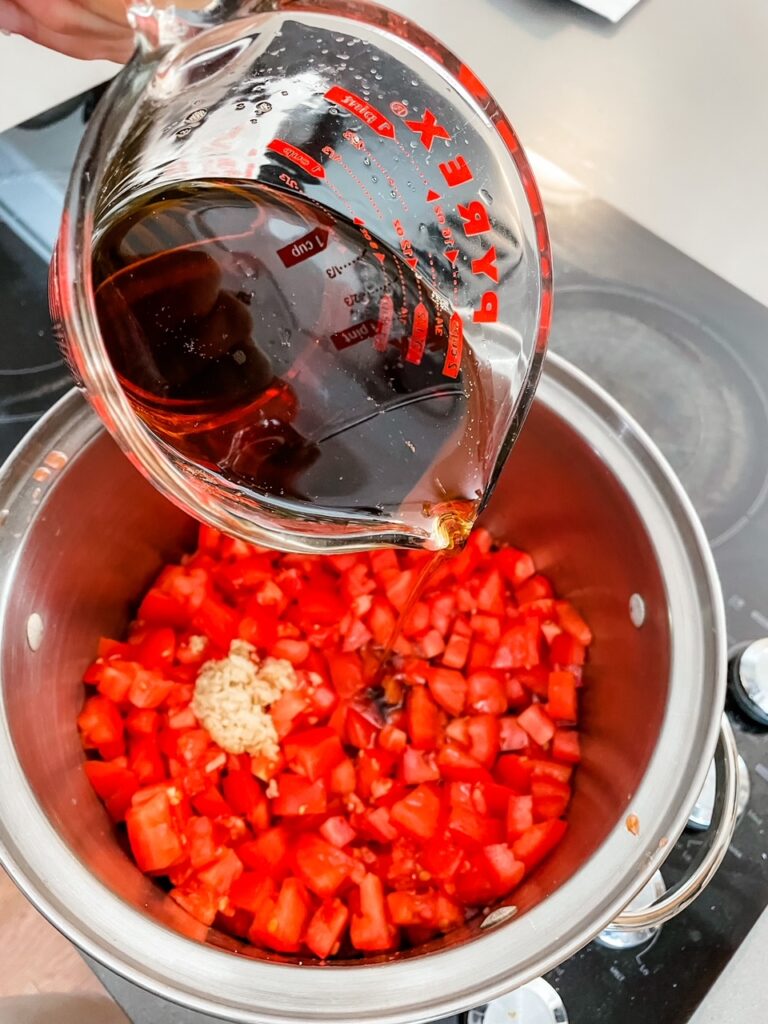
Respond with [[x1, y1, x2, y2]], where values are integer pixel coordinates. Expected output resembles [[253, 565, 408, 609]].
[[78, 524, 591, 959]]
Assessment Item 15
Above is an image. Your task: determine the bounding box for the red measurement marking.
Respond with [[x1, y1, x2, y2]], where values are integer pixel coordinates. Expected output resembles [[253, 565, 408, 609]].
[[458, 200, 492, 237], [277, 227, 329, 268], [405, 109, 452, 151], [267, 139, 325, 179], [353, 217, 365, 226], [445, 249, 459, 264], [426, 189, 442, 203], [374, 252, 386, 263], [405, 256, 418, 270], [324, 86, 396, 139], [406, 303, 429, 364], [473, 291, 499, 324], [331, 319, 380, 350], [375, 294, 395, 352], [390, 100, 409, 118], [443, 313, 464, 378]]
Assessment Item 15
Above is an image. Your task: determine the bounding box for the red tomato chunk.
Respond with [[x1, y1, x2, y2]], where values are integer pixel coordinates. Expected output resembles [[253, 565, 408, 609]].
[[79, 525, 593, 959]]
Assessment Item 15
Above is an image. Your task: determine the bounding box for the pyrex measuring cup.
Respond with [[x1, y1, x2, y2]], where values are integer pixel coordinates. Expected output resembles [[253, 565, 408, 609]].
[[51, 0, 552, 553]]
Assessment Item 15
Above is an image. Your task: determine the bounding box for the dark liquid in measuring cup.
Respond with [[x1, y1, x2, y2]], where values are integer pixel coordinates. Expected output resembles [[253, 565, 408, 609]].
[[92, 179, 489, 543]]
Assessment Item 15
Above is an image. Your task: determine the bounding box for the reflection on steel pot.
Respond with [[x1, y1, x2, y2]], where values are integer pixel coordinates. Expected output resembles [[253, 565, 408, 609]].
[[0, 355, 732, 1023]]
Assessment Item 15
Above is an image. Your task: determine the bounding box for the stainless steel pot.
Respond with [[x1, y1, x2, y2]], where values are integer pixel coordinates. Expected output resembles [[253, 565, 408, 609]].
[[0, 354, 737, 1024]]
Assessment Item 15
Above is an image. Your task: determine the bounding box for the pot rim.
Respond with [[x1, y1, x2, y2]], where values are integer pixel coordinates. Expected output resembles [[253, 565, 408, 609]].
[[0, 353, 726, 1023]]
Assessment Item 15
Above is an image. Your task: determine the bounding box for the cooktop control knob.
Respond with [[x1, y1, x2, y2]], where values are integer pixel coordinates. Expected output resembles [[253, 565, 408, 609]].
[[466, 979, 568, 1024], [594, 870, 665, 950], [687, 754, 750, 831], [729, 639, 768, 726]]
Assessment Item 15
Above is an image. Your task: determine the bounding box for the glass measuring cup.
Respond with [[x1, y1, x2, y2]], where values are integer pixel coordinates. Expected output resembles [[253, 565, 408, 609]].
[[51, 0, 552, 553]]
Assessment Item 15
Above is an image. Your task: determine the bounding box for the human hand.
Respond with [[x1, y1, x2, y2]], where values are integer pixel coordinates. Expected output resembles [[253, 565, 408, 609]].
[[0, 0, 134, 62]]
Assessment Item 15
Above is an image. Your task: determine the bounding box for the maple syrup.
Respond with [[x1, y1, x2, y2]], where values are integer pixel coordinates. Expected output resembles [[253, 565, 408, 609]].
[[92, 179, 489, 543]]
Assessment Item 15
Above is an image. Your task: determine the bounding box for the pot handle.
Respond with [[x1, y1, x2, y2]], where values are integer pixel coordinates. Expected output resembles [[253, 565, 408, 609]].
[[610, 713, 739, 930]]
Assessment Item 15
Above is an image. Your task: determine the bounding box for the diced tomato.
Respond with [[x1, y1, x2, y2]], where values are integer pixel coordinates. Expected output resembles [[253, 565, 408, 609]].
[[125, 789, 183, 872], [466, 670, 507, 715], [197, 848, 243, 895], [421, 833, 464, 879], [271, 774, 327, 816], [547, 670, 578, 723], [139, 627, 177, 668], [229, 872, 274, 913], [170, 882, 219, 925], [518, 704, 556, 746], [426, 667, 467, 716], [329, 757, 357, 795], [350, 873, 396, 952], [406, 685, 442, 750], [326, 651, 365, 698], [272, 638, 310, 665], [401, 746, 440, 785], [476, 570, 506, 615], [552, 729, 581, 764], [506, 794, 534, 840], [305, 897, 349, 958], [238, 826, 290, 877], [437, 745, 490, 783], [79, 529, 587, 961], [498, 716, 528, 752], [515, 574, 554, 604], [555, 601, 593, 646], [470, 614, 501, 643], [390, 785, 441, 840], [379, 724, 407, 753], [495, 547, 536, 587], [78, 696, 124, 754], [320, 815, 357, 848], [512, 819, 568, 870], [251, 876, 311, 953], [532, 777, 571, 820], [293, 833, 356, 897], [283, 727, 346, 781], [493, 619, 540, 670], [549, 631, 586, 667], [494, 754, 533, 793], [222, 771, 269, 831], [442, 631, 470, 669]]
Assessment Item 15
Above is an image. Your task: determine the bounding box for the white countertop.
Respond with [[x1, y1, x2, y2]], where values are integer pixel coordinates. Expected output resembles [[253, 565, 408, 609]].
[[1, 0, 767, 306]]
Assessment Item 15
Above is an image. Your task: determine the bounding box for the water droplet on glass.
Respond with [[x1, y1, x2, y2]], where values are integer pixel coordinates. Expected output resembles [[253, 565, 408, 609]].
[[479, 188, 493, 205], [410, 141, 418, 149], [281, 90, 289, 96], [235, 101, 245, 110], [372, 54, 380, 61], [186, 108, 207, 124], [390, 190, 397, 198], [250, 118, 259, 124], [410, 79, 419, 87], [371, 175, 378, 183], [363, 156, 371, 166], [256, 101, 273, 114]]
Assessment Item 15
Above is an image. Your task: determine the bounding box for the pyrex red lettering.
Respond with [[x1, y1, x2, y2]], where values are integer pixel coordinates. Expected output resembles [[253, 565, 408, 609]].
[[439, 155, 474, 188], [324, 86, 396, 139], [405, 108, 452, 151], [473, 292, 499, 324], [267, 139, 325, 179], [471, 245, 499, 282], [458, 201, 491, 236], [443, 313, 464, 378], [406, 303, 430, 364]]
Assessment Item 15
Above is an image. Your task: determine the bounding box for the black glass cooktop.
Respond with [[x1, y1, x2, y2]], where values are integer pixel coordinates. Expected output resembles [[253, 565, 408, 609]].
[[1, 89, 767, 1024]]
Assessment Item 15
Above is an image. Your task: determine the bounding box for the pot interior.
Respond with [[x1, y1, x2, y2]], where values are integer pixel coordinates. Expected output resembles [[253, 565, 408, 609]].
[[0, 393, 669, 963]]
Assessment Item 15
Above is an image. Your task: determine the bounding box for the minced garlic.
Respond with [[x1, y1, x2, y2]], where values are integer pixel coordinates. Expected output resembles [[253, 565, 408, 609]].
[[191, 639, 296, 760]]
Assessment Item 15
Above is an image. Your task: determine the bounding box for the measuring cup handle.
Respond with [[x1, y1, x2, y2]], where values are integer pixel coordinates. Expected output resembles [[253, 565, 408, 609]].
[[611, 714, 739, 930], [126, 0, 243, 51]]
